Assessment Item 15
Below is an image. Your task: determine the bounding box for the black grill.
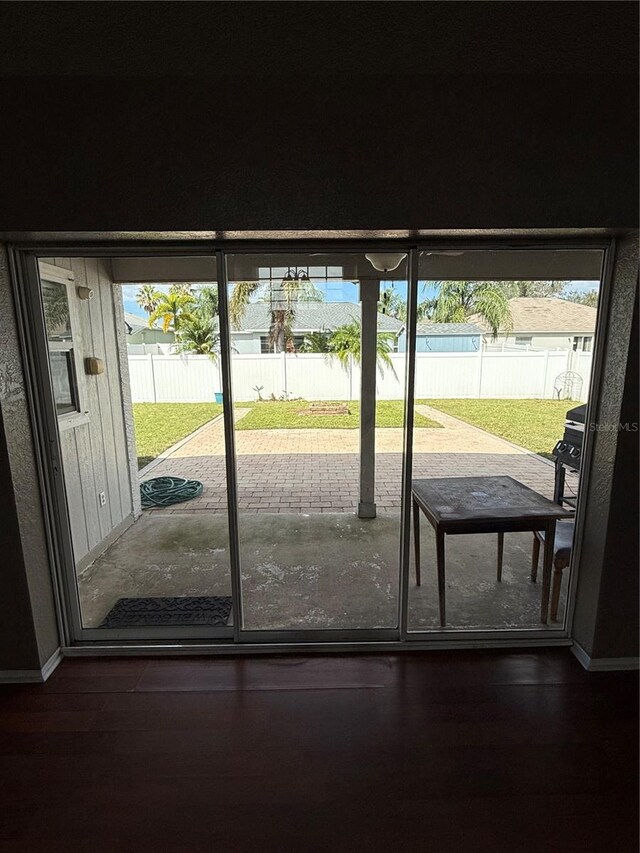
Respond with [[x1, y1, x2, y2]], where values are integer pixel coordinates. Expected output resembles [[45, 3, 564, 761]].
[[552, 403, 587, 471]]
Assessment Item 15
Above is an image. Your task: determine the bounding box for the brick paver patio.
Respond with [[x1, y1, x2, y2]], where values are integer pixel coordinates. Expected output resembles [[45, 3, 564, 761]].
[[141, 405, 577, 514]]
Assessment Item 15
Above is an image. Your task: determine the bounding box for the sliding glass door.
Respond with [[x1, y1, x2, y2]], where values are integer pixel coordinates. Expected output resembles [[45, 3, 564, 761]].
[[402, 247, 606, 639], [27, 253, 236, 641], [224, 251, 408, 639], [16, 241, 608, 647]]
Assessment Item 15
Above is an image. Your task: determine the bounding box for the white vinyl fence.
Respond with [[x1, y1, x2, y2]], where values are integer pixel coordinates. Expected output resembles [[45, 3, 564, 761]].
[[128, 349, 593, 404]]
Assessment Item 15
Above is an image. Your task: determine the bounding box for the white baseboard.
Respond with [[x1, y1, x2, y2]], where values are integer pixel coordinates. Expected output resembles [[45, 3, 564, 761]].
[[571, 641, 640, 671], [0, 647, 62, 683]]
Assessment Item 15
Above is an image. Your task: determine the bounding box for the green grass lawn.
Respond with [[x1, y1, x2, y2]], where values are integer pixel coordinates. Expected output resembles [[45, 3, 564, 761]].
[[420, 398, 573, 458], [133, 398, 569, 468], [234, 400, 441, 431], [133, 400, 439, 468], [133, 403, 223, 468]]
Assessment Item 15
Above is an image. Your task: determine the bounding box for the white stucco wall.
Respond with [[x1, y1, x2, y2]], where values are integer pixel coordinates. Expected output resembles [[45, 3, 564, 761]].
[[487, 332, 594, 350], [230, 332, 262, 354]]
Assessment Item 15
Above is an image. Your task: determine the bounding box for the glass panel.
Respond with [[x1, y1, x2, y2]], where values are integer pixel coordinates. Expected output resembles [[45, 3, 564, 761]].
[[406, 248, 604, 633], [226, 252, 408, 631], [42, 279, 72, 341], [41, 278, 78, 415], [49, 350, 78, 415], [38, 257, 234, 635]]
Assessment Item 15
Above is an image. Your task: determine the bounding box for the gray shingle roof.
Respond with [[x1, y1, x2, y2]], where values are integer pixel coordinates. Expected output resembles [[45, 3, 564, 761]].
[[124, 311, 164, 333], [233, 302, 404, 333], [416, 322, 483, 336], [469, 297, 597, 334], [124, 311, 148, 333]]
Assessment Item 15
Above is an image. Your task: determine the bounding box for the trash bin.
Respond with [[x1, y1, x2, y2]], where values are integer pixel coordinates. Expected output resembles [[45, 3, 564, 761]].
[[214, 392, 224, 404]]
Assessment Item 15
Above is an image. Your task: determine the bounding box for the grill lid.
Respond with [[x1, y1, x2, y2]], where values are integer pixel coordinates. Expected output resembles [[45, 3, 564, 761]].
[[566, 403, 587, 424]]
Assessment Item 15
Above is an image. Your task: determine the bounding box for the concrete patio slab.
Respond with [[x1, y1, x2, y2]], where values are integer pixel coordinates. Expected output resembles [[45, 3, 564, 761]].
[[77, 405, 575, 631], [78, 512, 567, 630]]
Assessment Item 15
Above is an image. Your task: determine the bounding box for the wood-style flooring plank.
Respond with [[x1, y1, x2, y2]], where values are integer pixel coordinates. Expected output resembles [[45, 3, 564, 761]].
[[0, 650, 636, 853]]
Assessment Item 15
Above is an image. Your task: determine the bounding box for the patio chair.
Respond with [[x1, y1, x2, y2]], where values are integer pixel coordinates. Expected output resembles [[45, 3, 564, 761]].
[[530, 520, 575, 622]]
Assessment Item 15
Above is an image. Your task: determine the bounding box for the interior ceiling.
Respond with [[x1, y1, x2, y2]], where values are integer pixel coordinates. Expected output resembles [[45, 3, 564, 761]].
[[1, 3, 636, 76]]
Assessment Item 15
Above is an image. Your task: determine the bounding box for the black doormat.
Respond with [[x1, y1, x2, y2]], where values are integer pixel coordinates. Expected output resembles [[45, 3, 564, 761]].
[[99, 596, 232, 628]]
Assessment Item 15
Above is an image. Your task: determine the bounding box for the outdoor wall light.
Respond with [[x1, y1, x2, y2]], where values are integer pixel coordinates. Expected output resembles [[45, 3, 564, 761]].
[[365, 253, 406, 273], [76, 286, 94, 300]]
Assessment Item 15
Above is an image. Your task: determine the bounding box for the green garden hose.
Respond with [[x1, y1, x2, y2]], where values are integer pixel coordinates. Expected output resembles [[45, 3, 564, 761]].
[[140, 476, 204, 508]]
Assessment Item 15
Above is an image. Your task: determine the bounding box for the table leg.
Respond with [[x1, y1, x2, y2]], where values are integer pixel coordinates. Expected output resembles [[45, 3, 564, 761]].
[[497, 532, 504, 582], [540, 520, 556, 624], [531, 535, 540, 582], [412, 499, 421, 586], [436, 528, 446, 627], [550, 564, 564, 622]]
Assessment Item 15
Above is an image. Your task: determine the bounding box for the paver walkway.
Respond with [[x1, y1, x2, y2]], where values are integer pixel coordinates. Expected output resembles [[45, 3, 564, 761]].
[[142, 405, 577, 514]]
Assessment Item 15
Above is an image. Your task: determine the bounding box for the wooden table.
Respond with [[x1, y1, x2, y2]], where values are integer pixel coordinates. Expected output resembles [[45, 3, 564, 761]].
[[412, 476, 574, 626]]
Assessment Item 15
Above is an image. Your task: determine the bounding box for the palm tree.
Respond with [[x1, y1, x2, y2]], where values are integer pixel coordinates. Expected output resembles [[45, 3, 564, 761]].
[[136, 284, 161, 318], [196, 285, 219, 319], [174, 314, 219, 360], [328, 321, 397, 376], [379, 287, 407, 321], [148, 285, 196, 333], [229, 272, 323, 353], [299, 330, 332, 353], [169, 282, 194, 296], [420, 281, 512, 339]]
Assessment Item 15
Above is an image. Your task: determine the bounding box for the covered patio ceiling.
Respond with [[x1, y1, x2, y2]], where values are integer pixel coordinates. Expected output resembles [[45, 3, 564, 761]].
[[109, 247, 603, 284]]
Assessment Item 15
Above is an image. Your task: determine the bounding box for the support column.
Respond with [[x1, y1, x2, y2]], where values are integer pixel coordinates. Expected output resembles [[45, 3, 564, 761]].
[[358, 279, 379, 519]]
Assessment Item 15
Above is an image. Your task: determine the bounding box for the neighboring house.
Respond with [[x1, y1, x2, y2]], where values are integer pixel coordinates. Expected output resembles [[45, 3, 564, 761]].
[[397, 322, 483, 353], [469, 297, 597, 351], [229, 302, 404, 353], [124, 312, 176, 346]]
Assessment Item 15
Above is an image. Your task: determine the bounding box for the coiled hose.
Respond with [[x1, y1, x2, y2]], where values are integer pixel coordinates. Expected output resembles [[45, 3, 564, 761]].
[[140, 476, 204, 508]]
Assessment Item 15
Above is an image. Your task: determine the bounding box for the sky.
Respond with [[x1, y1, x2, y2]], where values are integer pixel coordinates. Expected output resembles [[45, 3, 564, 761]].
[[121, 279, 601, 320]]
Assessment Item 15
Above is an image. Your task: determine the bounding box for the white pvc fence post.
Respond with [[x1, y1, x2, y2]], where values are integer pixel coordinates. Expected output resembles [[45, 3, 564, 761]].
[[349, 355, 353, 401], [149, 353, 157, 402], [542, 349, 550, 398], [476, 345, 484, 398], [282, 351, 288, 398]]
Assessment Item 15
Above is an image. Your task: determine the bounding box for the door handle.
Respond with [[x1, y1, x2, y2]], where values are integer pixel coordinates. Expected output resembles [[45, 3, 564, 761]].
[[49, 438, 61, 476]]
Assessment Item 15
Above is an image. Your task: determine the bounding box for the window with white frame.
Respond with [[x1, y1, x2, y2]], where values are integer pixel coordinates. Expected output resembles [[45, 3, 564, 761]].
[[572, 335, 593, 352], [514, 335, 533, 347]]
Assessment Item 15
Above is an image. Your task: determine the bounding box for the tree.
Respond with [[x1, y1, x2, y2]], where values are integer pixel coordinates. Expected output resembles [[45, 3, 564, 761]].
[[229, 272, 323, 353], [196, 285, 219, 319], [169, 282, 194, 297], [420, 281, 512, 339], [148, 285, 196, 333], [299, 330, 332, 353], [136, 284, 161, 317], [379, 287, 407, 321], [327, 321, 396, 376], [563, 289, 599, 308], [502, 280, 566, 298], [174, 314, 219, 360]]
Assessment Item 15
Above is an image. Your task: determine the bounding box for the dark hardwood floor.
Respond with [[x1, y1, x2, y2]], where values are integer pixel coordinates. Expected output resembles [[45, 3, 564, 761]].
[[0, 650, 637, 853]]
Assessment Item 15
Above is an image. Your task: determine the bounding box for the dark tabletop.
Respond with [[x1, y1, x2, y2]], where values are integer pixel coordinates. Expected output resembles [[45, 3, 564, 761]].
[[412, 476, 574, 524]]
